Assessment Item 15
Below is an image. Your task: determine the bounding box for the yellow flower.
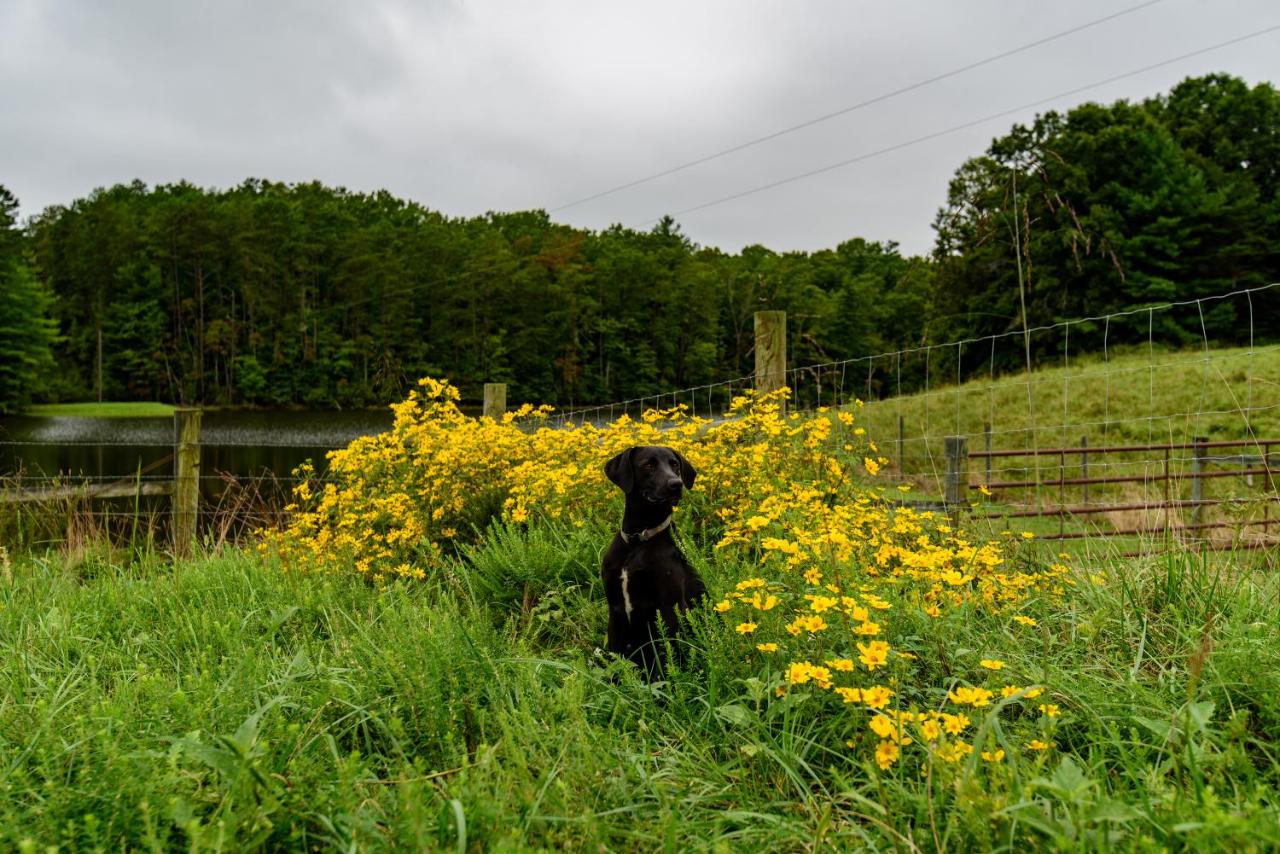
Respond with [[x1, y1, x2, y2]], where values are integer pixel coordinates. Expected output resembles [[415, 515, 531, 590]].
[[825, 658, 855, 672], [746, 516, 771, 530], [874, 739, 899, 769], [979, 659, 1005, 670], [948, 686, 994, 707], [756, 642, 778, 653], [735, 622, 758, 634], [714, 600, 733, 613], [857, 640, 890, 671], [941, 713, 971, 735], [1013, 615, 1037, 627], [919, 719, 941, 742], [861, 685, 894, 710], [835, 687, 862, 704], [981, 749, 1006, 763], [1038, 703, 1060, 718], [786, 661, 815, 685], [1027, 739, 1052, 751], [864, 457, 881, 476], [786, 614, 828, 634], [869, 714, 896, 739]]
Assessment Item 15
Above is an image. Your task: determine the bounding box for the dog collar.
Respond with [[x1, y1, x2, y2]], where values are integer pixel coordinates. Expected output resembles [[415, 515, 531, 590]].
[[620, 515, 672, 544]]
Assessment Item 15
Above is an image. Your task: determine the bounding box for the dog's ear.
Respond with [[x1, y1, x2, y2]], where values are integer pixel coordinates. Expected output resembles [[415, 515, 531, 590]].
[[673, 449, 697, 490], [604, 447, 636, 493]]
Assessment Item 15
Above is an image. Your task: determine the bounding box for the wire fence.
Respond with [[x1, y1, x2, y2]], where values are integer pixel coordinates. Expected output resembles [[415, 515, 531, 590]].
[[546, 283, 1280, 554], [2, 283, 1277, 555]]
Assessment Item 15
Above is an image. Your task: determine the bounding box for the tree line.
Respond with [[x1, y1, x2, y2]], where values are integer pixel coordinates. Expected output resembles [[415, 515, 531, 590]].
[[2, 73, 1276, 413]]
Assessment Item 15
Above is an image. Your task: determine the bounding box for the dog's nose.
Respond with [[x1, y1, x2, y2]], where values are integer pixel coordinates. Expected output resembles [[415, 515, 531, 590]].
[[664, 479, 684, 497]]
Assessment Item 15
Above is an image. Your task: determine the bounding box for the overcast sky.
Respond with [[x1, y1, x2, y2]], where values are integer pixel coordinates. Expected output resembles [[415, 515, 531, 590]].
[[2, 0, 1277, 256]]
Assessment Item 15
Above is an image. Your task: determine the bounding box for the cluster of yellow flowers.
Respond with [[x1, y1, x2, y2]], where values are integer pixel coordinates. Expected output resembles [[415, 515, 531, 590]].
[[265, 377, 1067, 772]]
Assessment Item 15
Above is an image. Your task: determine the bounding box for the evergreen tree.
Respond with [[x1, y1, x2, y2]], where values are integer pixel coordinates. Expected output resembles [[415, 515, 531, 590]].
[[0, 186, 58, 413]]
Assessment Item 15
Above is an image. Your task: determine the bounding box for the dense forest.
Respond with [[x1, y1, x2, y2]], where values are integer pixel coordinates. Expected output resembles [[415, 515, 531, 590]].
[[2, 73, 1277, 413]]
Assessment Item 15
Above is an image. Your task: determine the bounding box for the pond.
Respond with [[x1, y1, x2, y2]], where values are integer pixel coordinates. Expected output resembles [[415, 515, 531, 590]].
[[0, 409, 397, 499]]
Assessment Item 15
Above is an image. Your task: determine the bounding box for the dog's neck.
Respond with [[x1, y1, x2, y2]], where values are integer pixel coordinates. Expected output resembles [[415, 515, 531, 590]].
[[621, 494, 675, 542]]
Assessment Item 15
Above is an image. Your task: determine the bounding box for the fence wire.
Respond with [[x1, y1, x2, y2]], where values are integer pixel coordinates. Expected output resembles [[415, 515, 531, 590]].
[[3, 283, 1277, 555]]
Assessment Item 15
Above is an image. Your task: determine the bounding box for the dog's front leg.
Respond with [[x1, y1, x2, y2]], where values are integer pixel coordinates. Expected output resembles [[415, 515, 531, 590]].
[[605, 604, 631, 655]]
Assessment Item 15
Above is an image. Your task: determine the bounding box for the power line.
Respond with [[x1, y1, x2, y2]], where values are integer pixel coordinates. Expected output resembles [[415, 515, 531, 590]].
[[296, 21, 1278, 322], [549, 0, 1167, 213], [630, 22, 1280, 227]]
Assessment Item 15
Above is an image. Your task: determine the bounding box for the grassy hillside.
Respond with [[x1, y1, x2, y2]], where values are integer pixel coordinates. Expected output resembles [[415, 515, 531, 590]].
[[860, 344, 1280, 464]]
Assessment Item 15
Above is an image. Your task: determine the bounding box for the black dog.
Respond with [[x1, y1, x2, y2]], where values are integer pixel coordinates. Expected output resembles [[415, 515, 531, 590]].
[[601, 445, 706, 678]]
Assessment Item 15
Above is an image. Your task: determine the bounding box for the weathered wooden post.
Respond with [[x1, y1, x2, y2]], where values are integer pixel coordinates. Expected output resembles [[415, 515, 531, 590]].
[[1190, 436, 1208, 530], [754, 311, 786, 398], [898, 415, 906, 474], [483, 383, 507, 419], [983, 422, 993, 494], [173, 407, 201, 558], [1081, 435, 1090, 505], [944, 436, 969, 522]]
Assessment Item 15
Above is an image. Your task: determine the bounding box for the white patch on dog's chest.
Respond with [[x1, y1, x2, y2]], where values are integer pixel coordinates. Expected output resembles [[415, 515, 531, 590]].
[[621, 569, 634, 621]]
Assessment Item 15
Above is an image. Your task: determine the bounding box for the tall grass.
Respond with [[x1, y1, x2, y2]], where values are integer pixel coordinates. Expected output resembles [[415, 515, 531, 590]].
[[3, 525, 1279, 850]]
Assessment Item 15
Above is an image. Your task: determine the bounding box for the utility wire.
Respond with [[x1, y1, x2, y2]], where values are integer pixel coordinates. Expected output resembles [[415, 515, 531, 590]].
[[630, 22, 1280, 227], [549, 0, 1167, 213], [295, 20, 1277, 320]]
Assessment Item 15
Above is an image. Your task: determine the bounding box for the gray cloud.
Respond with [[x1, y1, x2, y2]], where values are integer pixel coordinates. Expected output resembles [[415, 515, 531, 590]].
[[2, 0, 1277, 254]]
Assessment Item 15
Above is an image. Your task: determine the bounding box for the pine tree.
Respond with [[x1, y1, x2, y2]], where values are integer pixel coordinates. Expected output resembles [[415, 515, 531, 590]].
[[0, 186, 58, 413]]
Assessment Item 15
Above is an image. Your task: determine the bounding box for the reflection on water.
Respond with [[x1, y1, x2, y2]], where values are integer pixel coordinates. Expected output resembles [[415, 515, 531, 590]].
[[0, 410, 397, 495]]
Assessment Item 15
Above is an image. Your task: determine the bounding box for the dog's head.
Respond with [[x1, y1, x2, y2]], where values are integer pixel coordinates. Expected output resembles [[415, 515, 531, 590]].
[[604, 445, 697, 504]]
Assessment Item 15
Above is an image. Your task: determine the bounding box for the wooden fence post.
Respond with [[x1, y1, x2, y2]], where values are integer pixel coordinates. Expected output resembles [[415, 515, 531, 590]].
[[897, 415, 905, 475], [944, 436, 969, 512], [1081, 435, 1090, 505], [754, 311, 786, 398], [1190, 436, 1208, 530], [483, 383, 507, 419], [983, 422, 992, 493], [173, 407, 201, 558]]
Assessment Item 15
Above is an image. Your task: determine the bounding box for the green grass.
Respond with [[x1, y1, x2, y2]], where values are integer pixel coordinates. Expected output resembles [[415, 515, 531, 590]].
[[2, 529, 1279, 851], [862, 344, 1280, 463], [24, 401, 177, 418], [858, 345, 1280, 556]]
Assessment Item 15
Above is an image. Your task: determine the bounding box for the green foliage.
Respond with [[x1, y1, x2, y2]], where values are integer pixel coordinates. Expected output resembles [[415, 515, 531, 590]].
[[19, 74, 1280, 409], [2, 536, 1280, 850], [932, 74, 1280, 370], [0, 186, 58, 414], [26, 181, 933, 409]]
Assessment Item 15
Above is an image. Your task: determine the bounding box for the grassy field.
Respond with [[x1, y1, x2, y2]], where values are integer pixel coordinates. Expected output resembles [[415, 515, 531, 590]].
[[3, 371, 1279, 850], [859, 345, 1280, 552], [2, 531, 1279, 851], [24, 401, 177, 418], [861, 344, 1280, 462]]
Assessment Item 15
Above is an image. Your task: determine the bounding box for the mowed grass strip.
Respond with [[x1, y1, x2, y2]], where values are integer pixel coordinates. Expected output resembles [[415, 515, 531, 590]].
[[2, 533, 1279, 851], [24, 401, 177, 418]]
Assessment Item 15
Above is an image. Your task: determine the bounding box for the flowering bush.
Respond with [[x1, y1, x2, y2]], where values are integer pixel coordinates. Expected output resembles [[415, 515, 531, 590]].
[[265, 377, 1068, 773]]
